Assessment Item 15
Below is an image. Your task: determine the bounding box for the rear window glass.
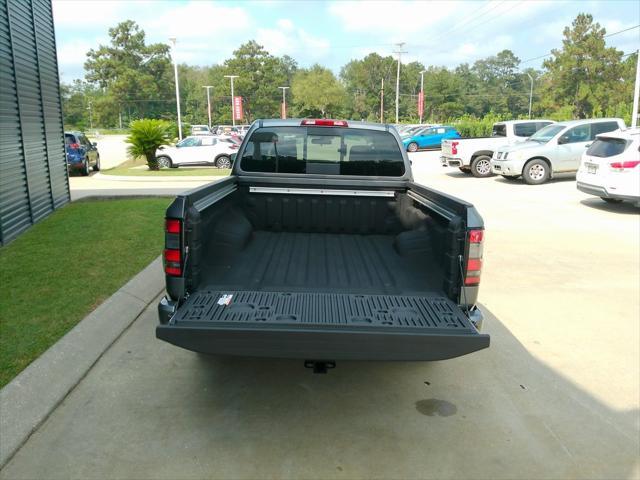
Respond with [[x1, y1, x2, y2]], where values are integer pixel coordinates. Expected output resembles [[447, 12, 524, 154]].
[[240, 126, 406, 177], [492, 124, 507, 137], [64, 134, 75, 144], [514, 122, 538, 137], [586, 138, 628, 157]]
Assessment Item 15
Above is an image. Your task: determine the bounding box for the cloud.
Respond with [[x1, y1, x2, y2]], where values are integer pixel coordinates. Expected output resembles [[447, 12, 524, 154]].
[[256, 20, 330, 62]]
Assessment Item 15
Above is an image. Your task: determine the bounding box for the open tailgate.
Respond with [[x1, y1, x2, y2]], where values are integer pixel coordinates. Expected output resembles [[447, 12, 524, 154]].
[[157, 290, 489, 361]]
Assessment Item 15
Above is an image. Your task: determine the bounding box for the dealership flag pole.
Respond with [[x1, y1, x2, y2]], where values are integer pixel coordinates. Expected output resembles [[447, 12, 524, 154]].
[[203, 86, 213, 129], [632, 49, 639, 128], [169, 37, 182, 140], [225, 75, 239, 126], [393, 42, 406, 124]]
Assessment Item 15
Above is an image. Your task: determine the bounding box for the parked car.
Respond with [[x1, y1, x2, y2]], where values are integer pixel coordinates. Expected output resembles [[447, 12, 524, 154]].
[[157, 118, 489, 372], [403, 125, 460, 152], [156, 135, 238, 169], [65, 131, 100, 175], [441, 120, 554, 177], [576, 127, 639, 205], [490, 118, 625, 185], [190, 125, 212, 136]]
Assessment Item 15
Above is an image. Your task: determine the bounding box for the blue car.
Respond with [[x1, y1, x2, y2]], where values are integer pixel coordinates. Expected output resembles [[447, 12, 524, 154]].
[[403, 125, 460, 152], [65, 131, 100, 175]]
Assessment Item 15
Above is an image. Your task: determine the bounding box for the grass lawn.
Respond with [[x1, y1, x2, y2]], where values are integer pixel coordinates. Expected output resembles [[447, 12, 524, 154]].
[[0, 198, 171, 388]]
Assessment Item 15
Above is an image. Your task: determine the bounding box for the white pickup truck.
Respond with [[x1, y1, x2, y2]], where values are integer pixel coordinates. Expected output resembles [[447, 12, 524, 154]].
[[441, 120, 554, 177]]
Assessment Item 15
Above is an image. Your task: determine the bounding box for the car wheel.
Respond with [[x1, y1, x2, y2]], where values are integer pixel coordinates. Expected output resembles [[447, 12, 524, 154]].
[[470, 155, 493, 178], [83, 160, 91, 176], [157, 155, 172, 169], [407, 142, 418, 153], [93, 155, 100, 171], [522, 159, 550, 185], [501, 175, 520, 181], [459, 167, 471, 174], [215, 155, 231, 169], [601, 197, 623, 204]]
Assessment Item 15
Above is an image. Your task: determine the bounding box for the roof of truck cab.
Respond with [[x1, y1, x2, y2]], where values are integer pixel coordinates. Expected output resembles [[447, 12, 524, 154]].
[[494, 119, 554, 125], [552, 118, 625, 128], [255, 118, 391, 131]]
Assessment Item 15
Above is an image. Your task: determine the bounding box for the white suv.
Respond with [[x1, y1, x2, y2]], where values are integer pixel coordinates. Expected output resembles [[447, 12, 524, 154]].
[[577, 127, 640, 206]]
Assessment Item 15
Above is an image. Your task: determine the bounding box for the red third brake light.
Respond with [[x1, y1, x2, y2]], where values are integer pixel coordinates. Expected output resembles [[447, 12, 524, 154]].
[[69, 143, 80, 150], [451, 141, 459, 155], [301, 119, 349, 127]]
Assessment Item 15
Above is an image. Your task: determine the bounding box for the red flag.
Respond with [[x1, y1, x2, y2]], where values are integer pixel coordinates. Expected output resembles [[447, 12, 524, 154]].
[[233, 96, 243, 120]]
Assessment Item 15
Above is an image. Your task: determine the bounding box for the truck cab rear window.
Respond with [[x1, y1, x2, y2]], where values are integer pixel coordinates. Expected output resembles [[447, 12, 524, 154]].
[[240, 127, 406, 177]]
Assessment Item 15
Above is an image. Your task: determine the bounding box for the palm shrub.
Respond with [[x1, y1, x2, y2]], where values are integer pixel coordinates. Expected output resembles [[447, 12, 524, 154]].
[[125, 119, 172, 170]]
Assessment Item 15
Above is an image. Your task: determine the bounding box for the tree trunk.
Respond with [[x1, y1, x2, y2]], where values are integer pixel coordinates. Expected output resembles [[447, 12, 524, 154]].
[[146, 151, 159, 171]]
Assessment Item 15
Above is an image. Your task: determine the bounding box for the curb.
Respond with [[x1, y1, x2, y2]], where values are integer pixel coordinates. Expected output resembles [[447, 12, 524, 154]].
[[0, 257, 165, 468], [94, 172, 225, 182]]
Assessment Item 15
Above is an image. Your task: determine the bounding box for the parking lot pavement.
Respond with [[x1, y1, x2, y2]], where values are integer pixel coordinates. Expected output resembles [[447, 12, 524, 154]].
[[2, 151, 638, 479], [90, 134, 129, 170]]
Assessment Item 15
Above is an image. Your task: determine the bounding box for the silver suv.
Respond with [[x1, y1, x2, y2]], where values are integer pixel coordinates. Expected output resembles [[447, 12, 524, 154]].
[[490, 118, 625, 184]]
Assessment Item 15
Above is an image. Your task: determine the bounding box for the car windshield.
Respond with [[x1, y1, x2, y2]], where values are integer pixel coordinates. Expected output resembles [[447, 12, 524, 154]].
[[240, 126, 405, 177], [529, 124, 565, 143]]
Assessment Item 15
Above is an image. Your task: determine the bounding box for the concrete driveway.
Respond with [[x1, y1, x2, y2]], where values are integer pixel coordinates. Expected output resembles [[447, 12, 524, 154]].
[[2, 152, 638, 479]]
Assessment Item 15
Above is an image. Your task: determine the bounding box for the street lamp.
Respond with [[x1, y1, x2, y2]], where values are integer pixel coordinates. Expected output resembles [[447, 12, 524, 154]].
[[202, 85, 214, 129], [224, 75, 239, 126], [526, 72, 534, 119], [87, 100, 93, 130], [169, 37, 183, 140], [419, 70, 426, 124], [278, 86, 289, 119]]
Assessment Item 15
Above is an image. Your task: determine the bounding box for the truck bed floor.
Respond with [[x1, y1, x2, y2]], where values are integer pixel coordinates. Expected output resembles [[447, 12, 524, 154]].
[[202, 231, 443, 295]]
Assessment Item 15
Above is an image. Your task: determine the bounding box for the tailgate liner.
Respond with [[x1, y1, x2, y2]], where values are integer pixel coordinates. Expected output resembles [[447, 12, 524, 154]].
[[157, 290, 489, 361]]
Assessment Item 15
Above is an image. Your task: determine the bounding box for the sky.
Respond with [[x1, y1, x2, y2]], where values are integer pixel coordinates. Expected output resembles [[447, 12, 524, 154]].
[[53, 0, 640, 83]]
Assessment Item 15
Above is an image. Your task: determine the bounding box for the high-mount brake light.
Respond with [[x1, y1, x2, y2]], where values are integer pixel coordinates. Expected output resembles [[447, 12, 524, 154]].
[[465, 229, 484, 286], [69, 143, 80, 150], [301, 119, 349, 127], [610, 160, 640, 170], [164, 218, 183, 276]]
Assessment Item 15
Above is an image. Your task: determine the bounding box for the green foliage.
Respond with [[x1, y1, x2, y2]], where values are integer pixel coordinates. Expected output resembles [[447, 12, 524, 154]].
[[125, 119, 172, 170], [449, 113, 510, 137], [291, 65, 346, 118]]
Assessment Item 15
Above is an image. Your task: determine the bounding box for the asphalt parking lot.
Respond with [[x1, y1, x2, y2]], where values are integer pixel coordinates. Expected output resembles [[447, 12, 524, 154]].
[[2, 152, 638, 479]]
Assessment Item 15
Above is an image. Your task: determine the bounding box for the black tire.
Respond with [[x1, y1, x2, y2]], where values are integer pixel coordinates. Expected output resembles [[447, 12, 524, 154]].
[[522, 159, 550, 185], [407, 142, 418, 153], [82, 160, 91, 176], [501, 175, 520, 181], [93, 155, 100, 171], [470, 155, 493, 178], [601, 197, 623, 204], [458, 167, 471, 174], [156, 155, 173, 169], [215, 155, 231, 169]]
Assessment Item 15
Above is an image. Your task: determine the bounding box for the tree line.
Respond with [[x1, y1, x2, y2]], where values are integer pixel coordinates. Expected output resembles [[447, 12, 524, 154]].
[[61, 14, 637, 130]]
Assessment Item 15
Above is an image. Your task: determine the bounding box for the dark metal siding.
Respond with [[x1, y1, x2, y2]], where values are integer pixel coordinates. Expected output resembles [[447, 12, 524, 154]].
[[0, 0, 69, 245]]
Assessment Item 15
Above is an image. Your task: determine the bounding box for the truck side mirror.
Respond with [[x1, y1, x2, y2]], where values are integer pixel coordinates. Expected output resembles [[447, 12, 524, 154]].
[[558, 135, 569, 145]]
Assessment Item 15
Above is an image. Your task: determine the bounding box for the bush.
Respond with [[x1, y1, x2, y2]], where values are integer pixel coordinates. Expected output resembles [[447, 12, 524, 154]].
[[125, 119, 172, 170]]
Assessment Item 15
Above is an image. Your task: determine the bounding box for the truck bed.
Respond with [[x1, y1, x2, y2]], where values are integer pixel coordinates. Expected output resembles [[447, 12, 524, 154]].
[[202, 231, 442, 295]]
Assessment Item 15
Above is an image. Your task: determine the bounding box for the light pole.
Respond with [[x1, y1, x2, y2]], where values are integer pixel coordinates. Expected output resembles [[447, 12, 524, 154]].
[[169, 37, 183, 140], [393, 42, 407, 124], [87, 101, 93, 130], [526, 72, 534, 119], [632, 49, 639, 128], [419, 70, 426, 124], [202, 85, 214, 129], [278, 86, 289, 119], [224, 75, 239, 126]]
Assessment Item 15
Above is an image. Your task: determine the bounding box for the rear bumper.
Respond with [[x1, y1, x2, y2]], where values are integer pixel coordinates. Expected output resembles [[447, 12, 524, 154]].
[[577, 181, 639, 202], [441, 156, 463, 167]]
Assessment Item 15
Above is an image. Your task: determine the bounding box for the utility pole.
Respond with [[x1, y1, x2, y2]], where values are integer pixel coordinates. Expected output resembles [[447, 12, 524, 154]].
[[419, 70, 426, 124], [632, 49, 640, 128], [393, 42, 407, 124], [224, 75, 239, 126], [278, 86, 289, 119], [169, 37, 182, 140], [526, 72, 534, 119], [87, 101, 93, 130], [380, 78, 384, 123], [202, 85, 214, 129], [118, 110, 122, 130]]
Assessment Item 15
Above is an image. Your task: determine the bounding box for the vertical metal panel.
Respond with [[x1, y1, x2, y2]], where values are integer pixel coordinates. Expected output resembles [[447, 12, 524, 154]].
[[0, 0, 69, 245]]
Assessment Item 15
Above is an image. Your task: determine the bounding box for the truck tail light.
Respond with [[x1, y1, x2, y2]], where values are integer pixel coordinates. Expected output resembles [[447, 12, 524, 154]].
[[164, 218, 182, 276], [301, 119, 348, 127], [610, 160, 640, 171], [68, 143, 80, 150], [451, 141, 459, 155], [465, 229, 484, 286]]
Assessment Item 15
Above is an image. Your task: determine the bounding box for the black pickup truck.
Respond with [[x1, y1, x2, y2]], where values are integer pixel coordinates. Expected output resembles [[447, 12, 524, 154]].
[[157, 119, 489, 370]]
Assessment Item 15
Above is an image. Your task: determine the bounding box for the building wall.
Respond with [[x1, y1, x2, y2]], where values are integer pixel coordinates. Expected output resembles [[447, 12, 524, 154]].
[[0, 0, 69, 245]]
